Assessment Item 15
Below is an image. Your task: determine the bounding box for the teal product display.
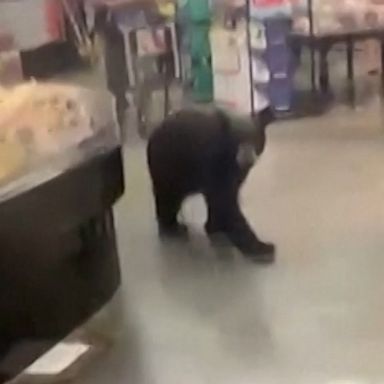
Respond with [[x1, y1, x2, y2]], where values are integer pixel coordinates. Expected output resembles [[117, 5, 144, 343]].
[[189, 24, 211, 58], [190, 24, 213, 102], [176, 0, 212, 25], [178, 0, 213, 102], [191, 55, 213, 102], [184, 0, 212, 23]]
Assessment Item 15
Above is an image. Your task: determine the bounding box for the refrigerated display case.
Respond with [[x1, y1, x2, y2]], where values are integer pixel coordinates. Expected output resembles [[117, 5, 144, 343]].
[[292, 0, 384, 36], [0, 82, 124, 381]]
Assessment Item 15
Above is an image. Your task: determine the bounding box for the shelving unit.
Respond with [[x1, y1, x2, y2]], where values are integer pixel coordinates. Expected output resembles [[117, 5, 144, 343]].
[[249, 0, 297, 112], [210, 0, 295, 114]]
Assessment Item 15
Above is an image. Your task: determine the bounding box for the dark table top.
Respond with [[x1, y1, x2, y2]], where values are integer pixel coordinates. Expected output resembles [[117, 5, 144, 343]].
[[291, 28, 384, 46]]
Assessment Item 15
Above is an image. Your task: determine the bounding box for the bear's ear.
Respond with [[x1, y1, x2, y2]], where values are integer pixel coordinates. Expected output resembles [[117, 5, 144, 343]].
[[252, 107, 275, 130]]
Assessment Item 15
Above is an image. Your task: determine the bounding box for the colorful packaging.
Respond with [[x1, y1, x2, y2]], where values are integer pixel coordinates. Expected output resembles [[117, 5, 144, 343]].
[[250, 0, 292, 19]]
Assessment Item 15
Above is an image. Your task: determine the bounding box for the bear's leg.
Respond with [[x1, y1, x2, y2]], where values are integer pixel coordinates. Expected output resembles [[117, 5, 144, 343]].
[[205, 183, 275, 263], [228, 212, 275, 263], [154, 188, 187, 238]]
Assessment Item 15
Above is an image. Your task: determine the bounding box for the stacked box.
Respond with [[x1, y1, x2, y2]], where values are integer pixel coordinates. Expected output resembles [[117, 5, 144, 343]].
[[210, 3, 296, 113], [250, 20, 271, 112], [248, 0, 295, 112], [263, 18, 295, 112]]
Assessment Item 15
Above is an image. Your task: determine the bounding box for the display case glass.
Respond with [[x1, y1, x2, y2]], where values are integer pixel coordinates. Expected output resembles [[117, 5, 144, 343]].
[[0, 81, 120, 202], [292, 0, 384, 36]]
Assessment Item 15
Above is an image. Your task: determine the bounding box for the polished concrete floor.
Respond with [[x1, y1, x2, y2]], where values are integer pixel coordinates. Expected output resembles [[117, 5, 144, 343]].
[[63, 98, 384, 384]]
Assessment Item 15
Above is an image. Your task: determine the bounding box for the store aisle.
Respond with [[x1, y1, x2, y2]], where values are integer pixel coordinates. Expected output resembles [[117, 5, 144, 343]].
[[78, 101, 384, 384]]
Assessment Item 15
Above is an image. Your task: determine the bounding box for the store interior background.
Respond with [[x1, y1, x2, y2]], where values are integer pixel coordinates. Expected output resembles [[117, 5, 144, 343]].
[[3, 0, 384, 383]]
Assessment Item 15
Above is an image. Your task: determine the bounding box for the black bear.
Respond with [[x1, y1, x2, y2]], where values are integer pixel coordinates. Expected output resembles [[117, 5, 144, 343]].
[[147, 107, 275, 264]]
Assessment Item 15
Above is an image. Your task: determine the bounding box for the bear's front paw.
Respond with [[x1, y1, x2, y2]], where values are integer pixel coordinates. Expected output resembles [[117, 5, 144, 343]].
[[241, 240, 276, 265]]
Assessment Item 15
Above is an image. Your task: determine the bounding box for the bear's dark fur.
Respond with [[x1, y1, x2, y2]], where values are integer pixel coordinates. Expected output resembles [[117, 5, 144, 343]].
[[147, 107, 275, 263]]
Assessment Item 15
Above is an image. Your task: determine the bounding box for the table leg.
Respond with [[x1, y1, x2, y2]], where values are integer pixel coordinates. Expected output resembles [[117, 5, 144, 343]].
[[309, 41, 317, 92], [168, 22, 180, 79], [346, 38, 355, 106], [346, 38, 354, 81], [319, 45, 330, 93], [380, 39, 384, 96], [118, 25, 136, 88]]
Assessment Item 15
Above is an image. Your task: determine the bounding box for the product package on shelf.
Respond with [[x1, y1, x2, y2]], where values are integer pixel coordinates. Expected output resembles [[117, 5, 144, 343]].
[[210, 0, 238, 22], [177, 0, 213, 101], [250, 0, 293, 20], [210, 22, 269, 113], [156, 0, 176, 17], [251, 20, 271, 85], [136, 27, 168, 57], [0, 81, 120, 202], [262, 18, 295, 111], [179, 0, 212, 23]]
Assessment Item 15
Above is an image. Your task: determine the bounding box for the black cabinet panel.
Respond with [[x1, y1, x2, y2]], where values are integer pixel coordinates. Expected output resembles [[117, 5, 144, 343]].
[[0, 149, 124, 381]]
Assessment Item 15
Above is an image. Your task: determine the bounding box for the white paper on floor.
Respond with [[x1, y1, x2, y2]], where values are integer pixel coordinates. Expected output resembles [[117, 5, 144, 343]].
[[25, 342, 90, 376]]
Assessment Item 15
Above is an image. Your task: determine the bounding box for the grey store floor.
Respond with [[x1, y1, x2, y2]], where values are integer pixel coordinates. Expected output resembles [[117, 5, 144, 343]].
[[17, 64, 384, 383], [60, 94, 384, 384]]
